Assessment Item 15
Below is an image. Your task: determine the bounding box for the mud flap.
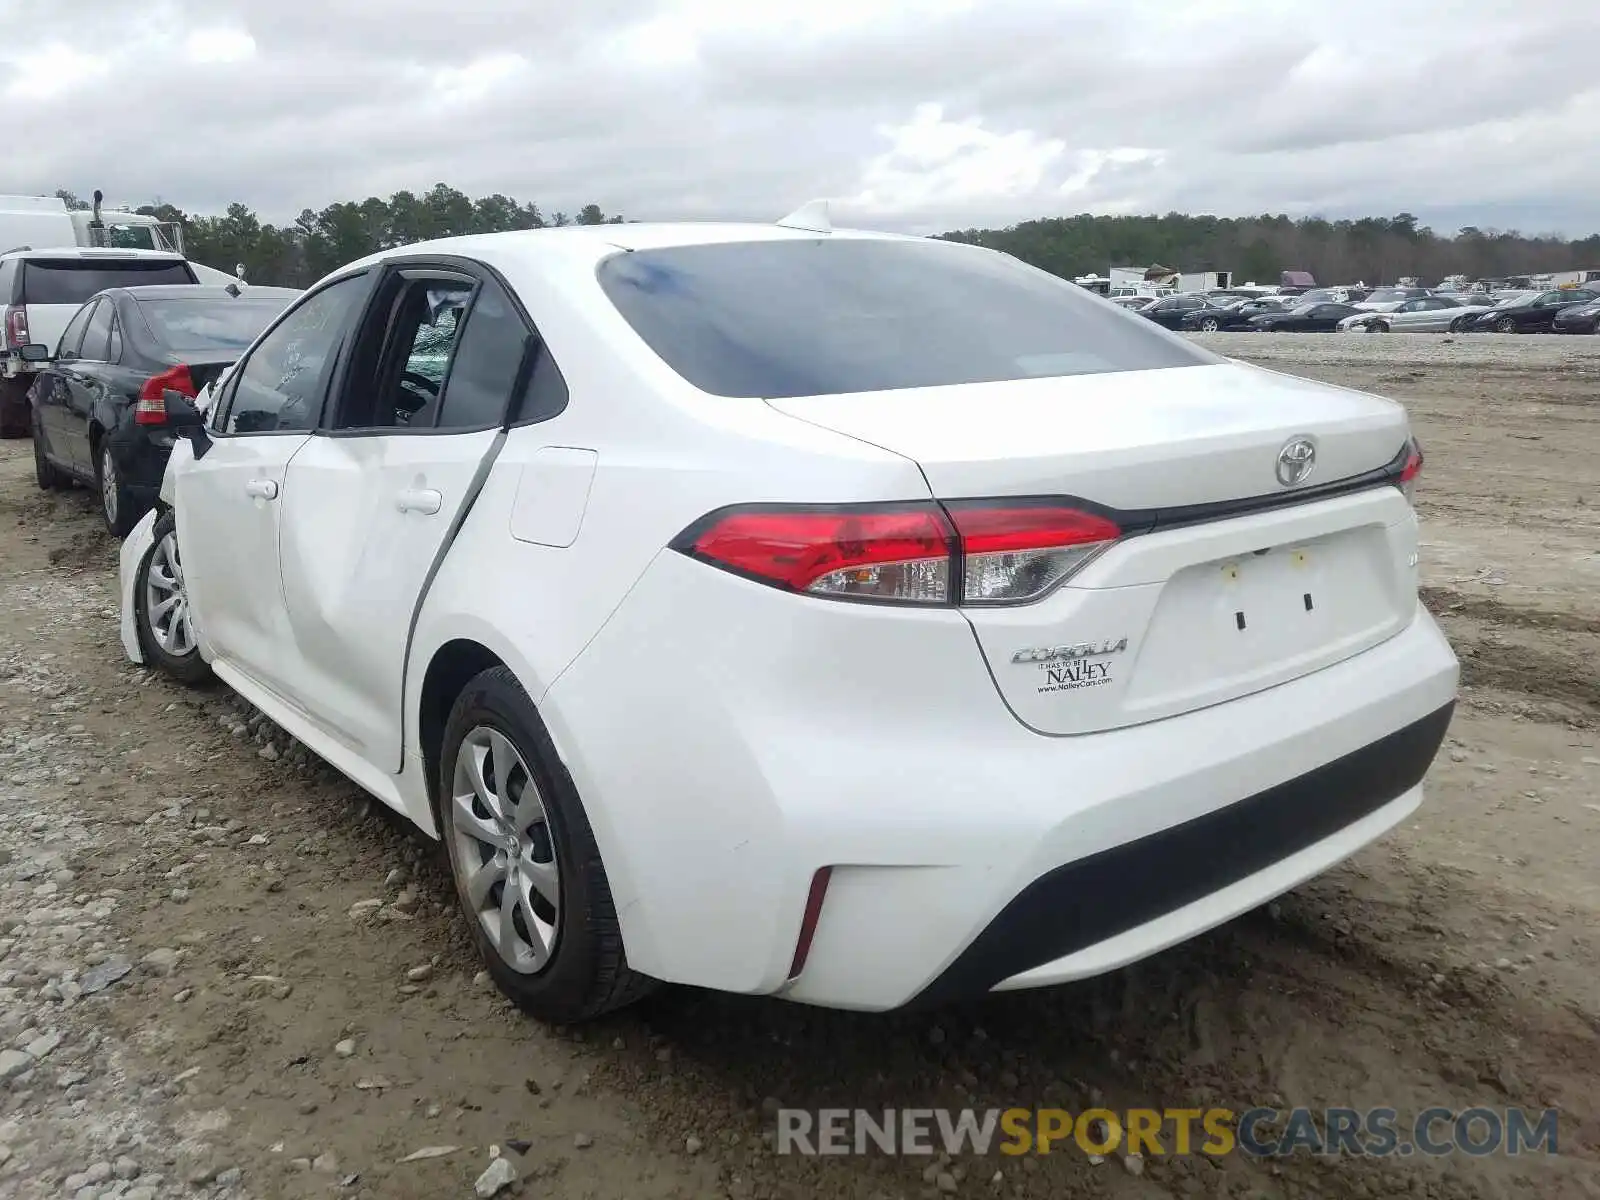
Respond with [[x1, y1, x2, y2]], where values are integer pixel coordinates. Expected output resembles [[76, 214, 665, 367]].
[[119, 510, 158, 664]]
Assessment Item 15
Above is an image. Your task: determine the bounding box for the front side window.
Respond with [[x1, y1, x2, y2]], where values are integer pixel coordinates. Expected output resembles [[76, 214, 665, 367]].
[[597, 239, 1216, 400], [223, 275, 367, 435]]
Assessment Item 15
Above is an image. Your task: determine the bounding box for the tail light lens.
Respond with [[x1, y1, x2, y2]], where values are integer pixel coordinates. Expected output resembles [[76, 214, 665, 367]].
[[135, 364, 197, 425], [1397, 438, 1423, 503], [947, 502, 1121, 605], [673, 500, 1121, 607], [677, 504, 955, 604], [3, 305, 28, 347]]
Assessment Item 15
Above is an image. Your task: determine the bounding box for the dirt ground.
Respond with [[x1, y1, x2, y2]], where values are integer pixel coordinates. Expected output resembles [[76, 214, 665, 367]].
[[1, 332, 1597, 1200]]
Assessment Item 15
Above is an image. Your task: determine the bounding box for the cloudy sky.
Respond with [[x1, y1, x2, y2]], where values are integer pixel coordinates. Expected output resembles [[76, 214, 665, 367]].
[[8, 0, 1600, 237]]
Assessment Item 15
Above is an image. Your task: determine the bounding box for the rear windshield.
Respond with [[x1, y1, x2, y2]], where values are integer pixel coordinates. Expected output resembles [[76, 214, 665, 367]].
[[137, 297, 289, 353], [596, 239, 1216, 399], [21, 259, 197, 306]]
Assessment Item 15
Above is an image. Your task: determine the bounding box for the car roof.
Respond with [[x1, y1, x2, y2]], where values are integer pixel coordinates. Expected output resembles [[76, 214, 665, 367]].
[[322, 221, 922, 284], [106, 284, 301, 302], [0, 246, 188, 263]]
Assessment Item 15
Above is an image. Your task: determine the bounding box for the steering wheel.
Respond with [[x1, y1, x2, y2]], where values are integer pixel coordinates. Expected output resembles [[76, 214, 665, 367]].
[[401, 371, 440, 398], [396, 371, 439, 420]]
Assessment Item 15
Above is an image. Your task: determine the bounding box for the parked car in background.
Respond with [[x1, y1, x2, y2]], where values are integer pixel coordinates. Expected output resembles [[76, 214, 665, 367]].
[[1465, 288, 1600, 333], [1111, 295, 1155, 311], [1284, 288, 1342, 307], [1138, 292, 1229, 329], [1350, 287, 1431, 313], [1552, 297, 1600, 334], [29, 284, 300, 534], [1339, 295, 1495, 334], [116, 219, 1455, 1022], [1181, 297, 1285, 331], [1249, 302, 1362, 332], [1, 248, 201, 437]]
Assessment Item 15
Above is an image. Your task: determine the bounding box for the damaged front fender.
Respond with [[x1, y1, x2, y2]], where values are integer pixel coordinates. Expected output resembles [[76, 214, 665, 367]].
[[118, 509, 158, 664]]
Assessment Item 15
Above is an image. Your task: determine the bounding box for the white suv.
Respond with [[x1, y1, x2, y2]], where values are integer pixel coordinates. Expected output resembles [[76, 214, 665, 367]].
[[118, 219, 1458, 1022], [0, 247, 198, 437]]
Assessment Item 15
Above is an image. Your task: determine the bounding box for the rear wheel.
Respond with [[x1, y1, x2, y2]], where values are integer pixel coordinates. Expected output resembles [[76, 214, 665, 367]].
[[0, 377, 29, 439], [32, 406, 66, 491], [96, 441, 141, 537], [134, 509, 211, 685], [439, 666, 655, 1023]]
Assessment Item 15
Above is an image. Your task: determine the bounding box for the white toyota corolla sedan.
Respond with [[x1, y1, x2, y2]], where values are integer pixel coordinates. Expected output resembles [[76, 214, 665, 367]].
[[117, 211, 1459, 1022]]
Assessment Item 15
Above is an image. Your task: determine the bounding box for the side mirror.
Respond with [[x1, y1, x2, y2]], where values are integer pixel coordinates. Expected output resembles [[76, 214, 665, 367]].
[[165, 389, 206, 430], [165, 390, 213, 459], [17, 343, 50, 363]]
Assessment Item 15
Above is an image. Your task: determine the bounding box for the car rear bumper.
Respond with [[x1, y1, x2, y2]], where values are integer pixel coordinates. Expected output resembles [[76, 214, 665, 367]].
[[106, 421, 175, 492], [542, 552, 1459, 1010]]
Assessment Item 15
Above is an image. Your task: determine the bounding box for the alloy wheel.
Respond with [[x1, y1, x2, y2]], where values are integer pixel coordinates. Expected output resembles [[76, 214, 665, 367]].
[[1200, 317, 1220, 332], [451, 727, 561, 974], [144, 531, 195, 656], [101, 446, 119, 526]]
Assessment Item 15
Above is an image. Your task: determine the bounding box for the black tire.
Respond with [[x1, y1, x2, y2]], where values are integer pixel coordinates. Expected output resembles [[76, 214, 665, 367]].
[[1370, 321, 1390, 333], [439, 666, 655, 1023], [32, 405, 67, 491], [0, 377, 29, 439], [95, 437, 142, 537], [133, 509, 212, 685], [1495, 317, 1516, 333], [1449, 317, 1468, 333]]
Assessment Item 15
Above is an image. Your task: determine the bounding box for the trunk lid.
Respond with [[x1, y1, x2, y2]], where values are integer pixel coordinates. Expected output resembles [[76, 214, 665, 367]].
[[768, 362, 1421, 734]]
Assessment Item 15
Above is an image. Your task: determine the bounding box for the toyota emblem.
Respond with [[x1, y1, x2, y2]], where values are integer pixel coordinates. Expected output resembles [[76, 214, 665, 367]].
[[1276, 436, 1317, 488]]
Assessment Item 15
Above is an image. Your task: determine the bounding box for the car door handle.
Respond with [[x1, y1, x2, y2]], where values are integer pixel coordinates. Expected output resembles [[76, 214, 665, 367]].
[[244, 479, 279, 500], [396, 488, 443, 515]]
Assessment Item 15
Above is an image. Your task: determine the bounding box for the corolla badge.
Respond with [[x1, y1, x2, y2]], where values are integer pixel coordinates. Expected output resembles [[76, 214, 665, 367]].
[[1011, 638, 1128, 665], [1275, 436, 1317, 488]]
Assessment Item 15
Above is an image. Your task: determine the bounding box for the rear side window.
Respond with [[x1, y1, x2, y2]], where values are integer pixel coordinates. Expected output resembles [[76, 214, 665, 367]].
[[80, 301, 115, 361], [437, 275, 542, 429], [20, 259, 197, 306], [137, 298, 289, 354], [597, 239, 1216, 400]]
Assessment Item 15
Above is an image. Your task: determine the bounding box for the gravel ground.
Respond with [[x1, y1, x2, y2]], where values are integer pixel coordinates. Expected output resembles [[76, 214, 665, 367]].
[[0, 333, 1597, 1199]]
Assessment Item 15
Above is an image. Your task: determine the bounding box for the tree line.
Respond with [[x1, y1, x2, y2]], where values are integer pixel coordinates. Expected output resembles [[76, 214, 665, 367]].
[[941, 211, 1600, 286], [55, 185, 623, 288], [58, 188, 1600, 288]]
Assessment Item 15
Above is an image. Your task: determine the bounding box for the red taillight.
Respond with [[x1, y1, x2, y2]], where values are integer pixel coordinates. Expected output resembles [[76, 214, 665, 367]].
[[678, 503, 956, 603], [1398, 438, 1424, 502], [135, 365, 197, 425], [674, 500, 1121, 606], [3, 305, 28, 347]]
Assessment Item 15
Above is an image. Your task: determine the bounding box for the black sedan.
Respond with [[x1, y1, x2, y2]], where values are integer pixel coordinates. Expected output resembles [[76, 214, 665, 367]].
[[1553, 297, 1600, 334], [1179, 298, 1285, 332], [1247, 302, 1362, 332], [29, 284, 300, 534], [1137, 293, 1231, 330], [1466, 288, 1600, 333]]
